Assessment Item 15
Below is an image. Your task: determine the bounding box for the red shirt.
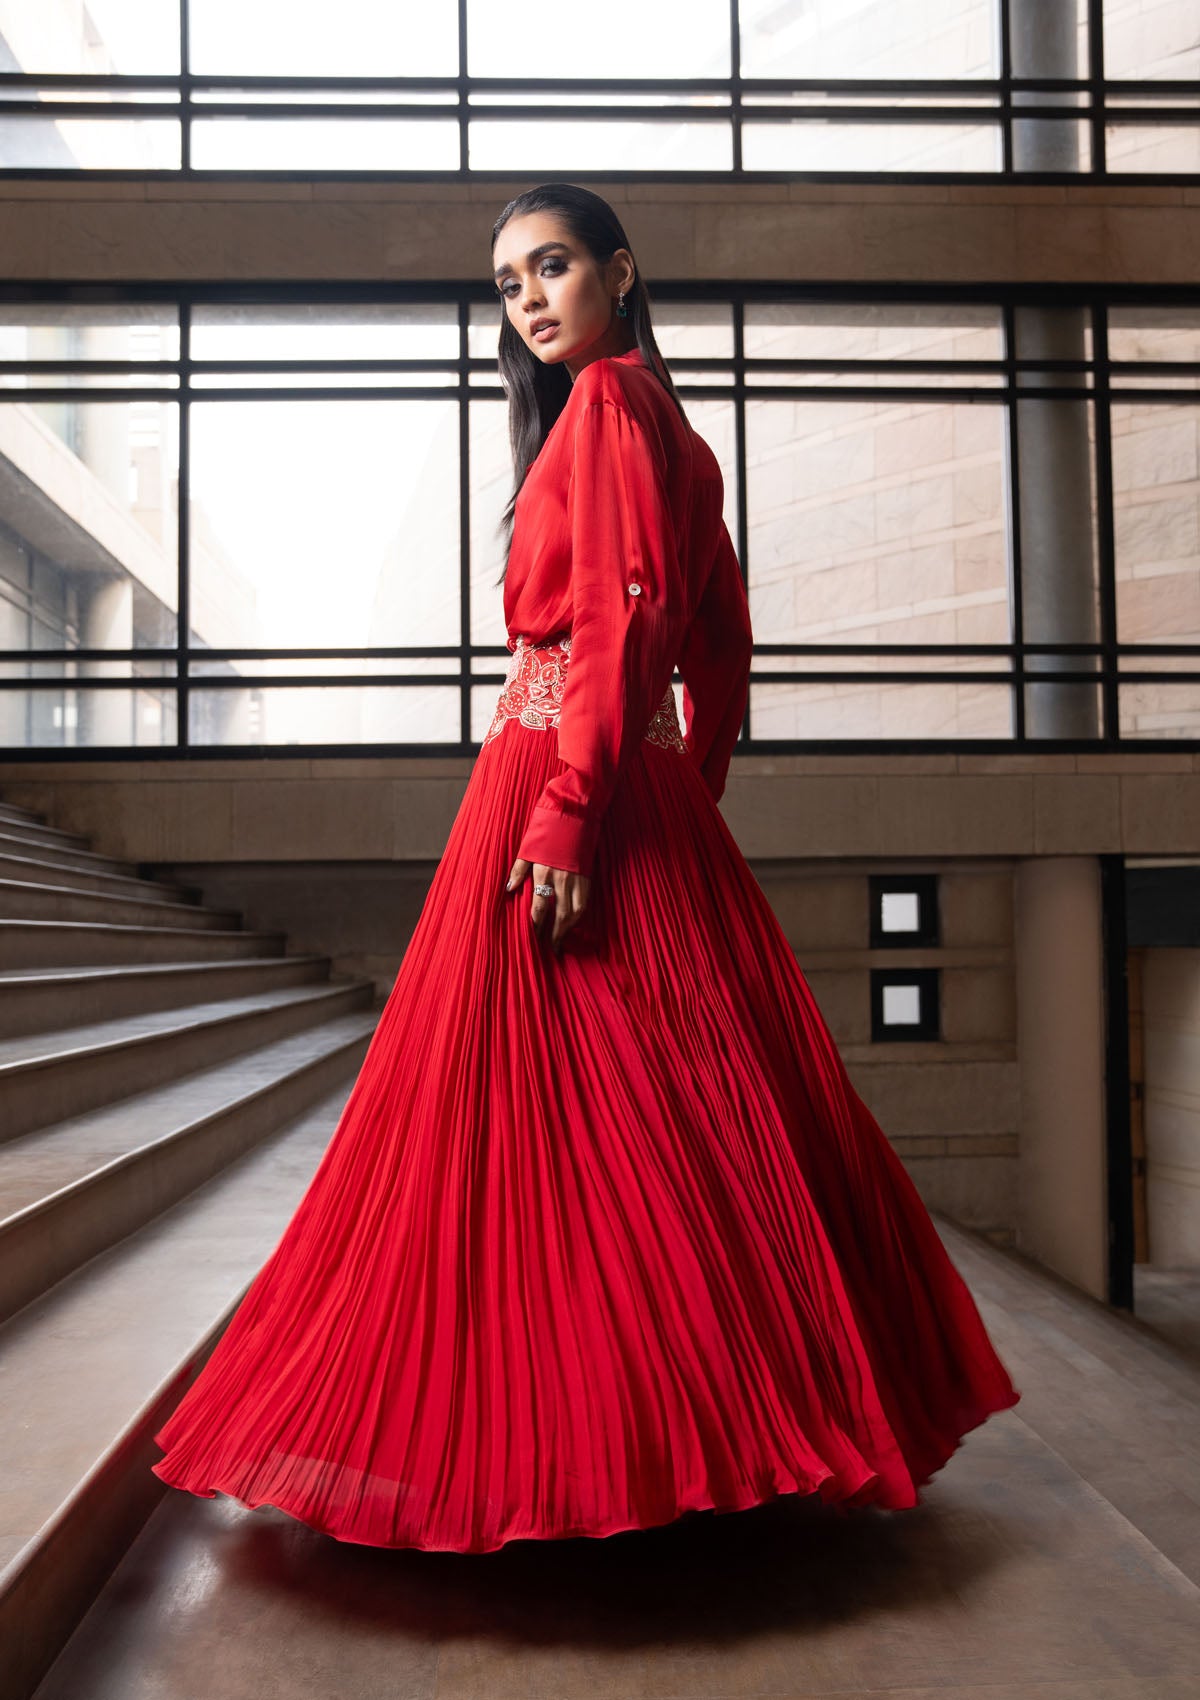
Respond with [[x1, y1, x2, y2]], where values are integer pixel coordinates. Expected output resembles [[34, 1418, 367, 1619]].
[[503, 346, 754, 878]]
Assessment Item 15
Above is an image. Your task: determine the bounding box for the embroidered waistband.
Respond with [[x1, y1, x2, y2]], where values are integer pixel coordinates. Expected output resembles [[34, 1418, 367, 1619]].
[[483, 632, 686, 753]]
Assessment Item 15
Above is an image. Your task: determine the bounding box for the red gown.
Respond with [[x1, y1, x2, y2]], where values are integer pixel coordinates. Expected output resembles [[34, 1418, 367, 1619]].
[[151, 347, 1020, 1552]]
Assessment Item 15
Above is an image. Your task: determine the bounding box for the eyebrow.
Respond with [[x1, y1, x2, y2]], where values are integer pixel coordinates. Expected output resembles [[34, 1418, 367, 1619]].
[[493, 241, 570, 280]]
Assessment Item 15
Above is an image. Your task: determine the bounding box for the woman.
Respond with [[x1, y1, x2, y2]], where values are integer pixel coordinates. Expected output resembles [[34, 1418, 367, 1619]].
[[152, 184, 1020, 1553]]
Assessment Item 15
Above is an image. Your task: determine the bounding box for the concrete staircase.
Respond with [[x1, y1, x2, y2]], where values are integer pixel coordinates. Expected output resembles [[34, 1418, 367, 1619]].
[[0, 795, 382, 1700]]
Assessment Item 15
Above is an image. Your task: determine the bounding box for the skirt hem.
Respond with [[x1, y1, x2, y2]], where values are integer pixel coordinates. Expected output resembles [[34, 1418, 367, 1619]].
[[150, 1381, 1019, 1555]]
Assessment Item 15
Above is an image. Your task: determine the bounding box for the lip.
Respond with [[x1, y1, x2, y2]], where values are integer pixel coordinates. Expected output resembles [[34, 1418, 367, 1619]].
[[530, 320, 560, 343]]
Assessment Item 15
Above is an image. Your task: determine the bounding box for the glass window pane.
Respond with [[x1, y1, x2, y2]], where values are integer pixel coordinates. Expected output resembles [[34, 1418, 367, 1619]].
[[1009, 313, 1101, 736], [188, 398, 460, 650], [469, 92, 730, 111], [0, 398, 179, 650], [651, 304, 734, 362], [0, 684, 178, 748], [190, 118, 459, 172], [1113, 402, 1200, 646], [738, 0, 998, 78], [0, 1, 181, 73], [1103, 2, 1200, 78], [1104, 123, 1200, 174], [186, 656, 456, 677], [187, 684, 462, 745], [469, 119, 732, 172], [469, 400, 513, 651], [1109, 307, 1200, 365], [188, 1, 458, 76], [745, 369, 1009, 391], [883, 983, 923, 1026], [1119, 684, 1200, 739], [189, 372, 458, 392], [0, 115, 180, 171], [881, 891, 921, 933], [742, 120, 1000, 172], [750, 680, 1012, 738], [471, 682, 499, 744], [685, 399, 739, 535], [0, 370, 179, 392], [752, 651, 1008, 676], [1010, 119, 1092, 172], [744, 301, 1003, 363], [0, 302, 179, 348], [468, 306, 503, 366], [0, 303, 180, 374], [190, 304, 458, 365], [1008, 1, 1090, 176], [468, 0, 730, 76], [745, 396, 1011, 647]]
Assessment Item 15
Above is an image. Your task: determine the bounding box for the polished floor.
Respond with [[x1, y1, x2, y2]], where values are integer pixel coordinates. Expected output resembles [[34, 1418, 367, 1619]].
[[1134, 1267, 1200, 1366], [31, 1220, 1200, 1700]]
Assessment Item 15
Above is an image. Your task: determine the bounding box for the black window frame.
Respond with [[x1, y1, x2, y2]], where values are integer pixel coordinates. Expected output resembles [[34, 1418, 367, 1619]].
[[0, 276, 1198, 760], [0, 1, 1198, 186]]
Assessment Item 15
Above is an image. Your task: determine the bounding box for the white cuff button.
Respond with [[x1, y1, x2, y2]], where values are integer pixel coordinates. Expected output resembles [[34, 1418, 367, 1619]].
[[627, 581, 642, 596]]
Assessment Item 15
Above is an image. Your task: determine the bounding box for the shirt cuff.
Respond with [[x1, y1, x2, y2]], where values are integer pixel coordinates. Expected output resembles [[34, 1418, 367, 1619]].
[[517, 798, 601, 878]]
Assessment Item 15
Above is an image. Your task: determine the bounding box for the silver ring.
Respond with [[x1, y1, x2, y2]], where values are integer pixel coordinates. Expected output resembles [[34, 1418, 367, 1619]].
[[533, 882, 554, 897]]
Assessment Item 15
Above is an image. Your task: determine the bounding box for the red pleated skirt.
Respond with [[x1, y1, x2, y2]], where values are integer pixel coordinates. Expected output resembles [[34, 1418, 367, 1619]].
[[151, 646, 1021, 1553]]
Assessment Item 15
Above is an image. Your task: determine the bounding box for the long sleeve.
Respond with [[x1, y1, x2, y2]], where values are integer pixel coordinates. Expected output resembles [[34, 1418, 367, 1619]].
[[678, 519, 753, 803], [516, 396, 686, 877]]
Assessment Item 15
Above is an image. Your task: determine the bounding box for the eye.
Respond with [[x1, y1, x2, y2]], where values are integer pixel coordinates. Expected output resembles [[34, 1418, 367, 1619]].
[[496, 256, 566, 299]]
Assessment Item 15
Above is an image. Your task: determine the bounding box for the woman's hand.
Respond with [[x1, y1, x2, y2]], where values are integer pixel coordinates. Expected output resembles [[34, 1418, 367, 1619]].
[[505, 858, 591, 956]]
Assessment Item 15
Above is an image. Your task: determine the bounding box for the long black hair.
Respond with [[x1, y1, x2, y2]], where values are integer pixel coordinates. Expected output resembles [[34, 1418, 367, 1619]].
[[489, 182, 687, 584]]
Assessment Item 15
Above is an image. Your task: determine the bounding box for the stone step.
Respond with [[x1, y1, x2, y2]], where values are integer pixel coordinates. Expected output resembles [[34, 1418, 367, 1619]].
[[0, 1080, 365, 1700], [0, 955, 333, 1040], [0, 847, 199, 907], [0, 800, 48, 827], [0, 810, 93, 853], [0, 1009, 378, 1326], [0, 826, 142, 881], [0, 919, 288, 970], [0, 978, 376, 1143], [0, 876, 242, 932]]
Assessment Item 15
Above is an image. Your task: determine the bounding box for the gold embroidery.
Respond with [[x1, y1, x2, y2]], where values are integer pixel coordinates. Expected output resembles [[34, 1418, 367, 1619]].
[[642, 687, 688, 752], [483, 634, 686, 754]]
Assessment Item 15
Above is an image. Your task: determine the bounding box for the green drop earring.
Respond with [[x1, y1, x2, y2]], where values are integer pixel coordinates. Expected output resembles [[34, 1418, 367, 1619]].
[[616, 291, 628, 319]]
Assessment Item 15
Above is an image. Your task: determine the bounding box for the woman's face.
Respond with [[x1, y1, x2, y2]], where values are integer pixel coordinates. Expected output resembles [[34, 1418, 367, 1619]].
[[492, 210, 633, 376]]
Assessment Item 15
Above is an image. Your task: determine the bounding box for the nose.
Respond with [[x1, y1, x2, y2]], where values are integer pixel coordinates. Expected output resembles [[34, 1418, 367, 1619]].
[[519, 276, 546, 317]]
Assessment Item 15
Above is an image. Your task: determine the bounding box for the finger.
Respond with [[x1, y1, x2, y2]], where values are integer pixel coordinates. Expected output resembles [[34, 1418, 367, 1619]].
[[550, 870, 573, 947], [529, 864, 554, 937], [552, 871, 588, 950], [505, 857, 529, 892]]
